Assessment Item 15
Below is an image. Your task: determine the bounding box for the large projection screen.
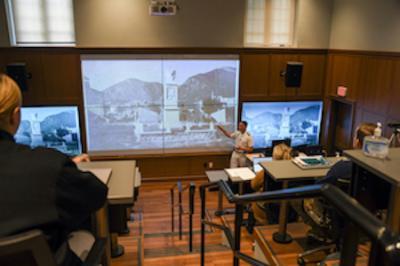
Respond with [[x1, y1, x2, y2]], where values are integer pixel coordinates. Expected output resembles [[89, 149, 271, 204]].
[[81, 55, 239, 155]]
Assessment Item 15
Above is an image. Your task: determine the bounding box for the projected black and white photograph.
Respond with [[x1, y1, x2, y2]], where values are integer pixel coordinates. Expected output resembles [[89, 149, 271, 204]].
[[15, 106, 83, 156], [241, 101, 323, 148], [81, 57, 239, 153]]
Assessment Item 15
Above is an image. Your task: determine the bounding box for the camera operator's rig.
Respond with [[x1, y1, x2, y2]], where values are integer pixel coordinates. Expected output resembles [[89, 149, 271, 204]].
[[388, 123, 400, 147]]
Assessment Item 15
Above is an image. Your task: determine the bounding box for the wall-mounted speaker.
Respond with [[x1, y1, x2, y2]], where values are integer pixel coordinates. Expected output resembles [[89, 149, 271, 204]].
[[6, 63, 29, 91], [285, 61, 303, 87]]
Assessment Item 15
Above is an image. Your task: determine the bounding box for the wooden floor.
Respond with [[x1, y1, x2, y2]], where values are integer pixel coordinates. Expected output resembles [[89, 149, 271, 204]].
[[111, 180, 370, 266], [111, 180, 254, 266]]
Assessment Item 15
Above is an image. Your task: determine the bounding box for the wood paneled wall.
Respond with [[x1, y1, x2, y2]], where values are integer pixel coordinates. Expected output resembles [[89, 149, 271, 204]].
[[0, 47, 326, 179], [239, 50, 326, 101], [323, 50, 400, 149], [2, 47, 399, 178]]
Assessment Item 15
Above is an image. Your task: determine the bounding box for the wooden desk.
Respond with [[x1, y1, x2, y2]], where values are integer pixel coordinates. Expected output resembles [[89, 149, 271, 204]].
[[78, 160, 136, 264], [84, 168, 112, 184], [260, 157, 342, 182], [205, 170, 229, 216], [225, 167, 256, 194], [260, 157, 343, 244], [79, 160, 136, 205], [344, 149, 400, 233]]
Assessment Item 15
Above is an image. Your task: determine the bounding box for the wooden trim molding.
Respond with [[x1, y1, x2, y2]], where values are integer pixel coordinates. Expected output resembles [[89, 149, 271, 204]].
[[329, 49, 400, 58], [91, 151, 231, 161], [1, 47, 399, 57], [0, 46, 328, 55], [143, 175, 207, 182]]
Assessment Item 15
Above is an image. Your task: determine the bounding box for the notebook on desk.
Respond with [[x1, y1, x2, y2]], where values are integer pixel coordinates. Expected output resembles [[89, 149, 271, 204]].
[[225, 167, 256, 182], [292, 156, 332, 170]]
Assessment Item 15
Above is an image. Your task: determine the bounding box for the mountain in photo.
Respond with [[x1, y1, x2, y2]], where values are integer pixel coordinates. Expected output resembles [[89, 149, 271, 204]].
[[102, 78, 163, 106], [84, 67, 236, 108], [290, 105, 321, 127], [178, 67, 236, 104], [40, 111, 77, 133]]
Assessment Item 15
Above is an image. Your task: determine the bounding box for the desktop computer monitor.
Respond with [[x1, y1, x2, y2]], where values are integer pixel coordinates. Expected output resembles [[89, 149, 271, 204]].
[[272, 139, 291, 149], [15, 106, 83, 156], [264, 138, 293, 157]]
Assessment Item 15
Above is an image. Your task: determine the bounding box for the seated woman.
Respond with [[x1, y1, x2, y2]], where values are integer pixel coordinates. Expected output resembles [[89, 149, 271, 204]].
[[0, 74, 108, 266], [291, 122, 377, 242], [250, 143, 293, 225]]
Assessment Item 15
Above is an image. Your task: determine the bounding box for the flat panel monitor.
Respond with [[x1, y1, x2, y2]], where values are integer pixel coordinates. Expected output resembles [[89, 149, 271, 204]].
[[15, 106, 83, 156], [241, 101, 323, 149]]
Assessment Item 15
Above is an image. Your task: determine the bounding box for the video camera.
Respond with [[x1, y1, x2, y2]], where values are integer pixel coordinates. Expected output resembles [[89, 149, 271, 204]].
[[388, 123, 400, 129], [388, 123, 400, 133]]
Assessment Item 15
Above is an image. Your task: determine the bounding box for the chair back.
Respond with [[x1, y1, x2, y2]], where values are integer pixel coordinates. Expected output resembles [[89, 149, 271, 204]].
[[0, 230, 57, 266]]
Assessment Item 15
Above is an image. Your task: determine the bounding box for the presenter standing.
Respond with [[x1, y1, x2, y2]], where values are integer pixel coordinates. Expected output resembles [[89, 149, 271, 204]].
[[217, 121, 254, 168]]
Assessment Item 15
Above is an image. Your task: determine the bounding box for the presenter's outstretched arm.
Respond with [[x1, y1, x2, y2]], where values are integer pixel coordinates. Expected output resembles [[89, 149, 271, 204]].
[[217, 125, 232, 138]]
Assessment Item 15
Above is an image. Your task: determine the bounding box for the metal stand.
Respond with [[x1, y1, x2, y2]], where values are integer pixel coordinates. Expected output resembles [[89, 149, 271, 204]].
[[214, 189, 224, 216], [233, 204, 244, 266], [170, 181, 196, 252], [215, 186, 235, 217], [340, 223, 359, 266], [273, 181, 293, 244], [110, 233, 125, 258], [389, 128, 400, 148]]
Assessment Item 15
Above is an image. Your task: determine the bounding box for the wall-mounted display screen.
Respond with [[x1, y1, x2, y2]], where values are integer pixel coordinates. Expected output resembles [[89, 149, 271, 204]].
[[241, 101, 323, 149], [81, 55, 240, 155], [15, 106, 83, 156]]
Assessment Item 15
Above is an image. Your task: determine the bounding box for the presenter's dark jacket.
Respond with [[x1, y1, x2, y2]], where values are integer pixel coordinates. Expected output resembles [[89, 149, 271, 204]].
[[0, 130, 108, 264]]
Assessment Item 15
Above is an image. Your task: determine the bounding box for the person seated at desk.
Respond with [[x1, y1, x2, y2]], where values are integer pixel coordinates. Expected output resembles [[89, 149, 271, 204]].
[[250, 143, 293, 224], [292, 122, 377, 242], [319, 122, 376, 185], [0, 74, 108, 266], [217, 121, 254, 168]]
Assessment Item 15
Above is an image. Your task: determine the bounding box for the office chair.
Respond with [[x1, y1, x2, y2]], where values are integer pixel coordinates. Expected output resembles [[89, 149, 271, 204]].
[[296, 178, 351, 266], [0, 230, 106, 266]]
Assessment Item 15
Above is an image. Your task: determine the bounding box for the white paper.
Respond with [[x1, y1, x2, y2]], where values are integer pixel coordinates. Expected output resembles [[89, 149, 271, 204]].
[[225, 167, 256, 181]]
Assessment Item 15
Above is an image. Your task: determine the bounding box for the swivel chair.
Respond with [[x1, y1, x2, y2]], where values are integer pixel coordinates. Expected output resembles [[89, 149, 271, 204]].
[[296, 178, 351, 265], [0, 230, 106, 266]]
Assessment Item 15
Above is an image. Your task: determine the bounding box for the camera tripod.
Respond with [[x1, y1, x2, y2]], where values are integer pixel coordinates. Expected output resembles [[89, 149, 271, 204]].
[[388, 127, 400, 147]]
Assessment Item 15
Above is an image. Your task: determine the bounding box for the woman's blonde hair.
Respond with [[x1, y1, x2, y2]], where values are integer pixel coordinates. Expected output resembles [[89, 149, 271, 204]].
[[355, 123, 377, 145], [0, 74, 22, 129], [272, 143, 292, 160]]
